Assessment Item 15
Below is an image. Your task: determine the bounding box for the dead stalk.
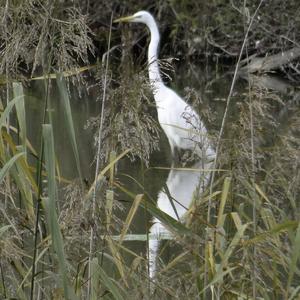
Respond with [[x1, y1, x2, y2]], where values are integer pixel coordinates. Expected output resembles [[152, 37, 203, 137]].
[[204, 1, 265, 297], [87, 12, 113, 298]]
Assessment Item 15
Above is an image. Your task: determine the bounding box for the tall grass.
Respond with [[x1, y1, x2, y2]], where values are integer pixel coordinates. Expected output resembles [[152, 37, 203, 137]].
[[0, 2, 300, 300], [0, 73, 299, 299]]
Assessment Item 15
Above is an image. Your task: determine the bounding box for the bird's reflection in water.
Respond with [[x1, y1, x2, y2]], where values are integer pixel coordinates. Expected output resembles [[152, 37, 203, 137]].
[[148, 159, 212, 278]]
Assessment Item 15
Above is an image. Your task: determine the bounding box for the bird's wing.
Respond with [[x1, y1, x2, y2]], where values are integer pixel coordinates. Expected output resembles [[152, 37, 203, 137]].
[[164, 88, 205, 138]]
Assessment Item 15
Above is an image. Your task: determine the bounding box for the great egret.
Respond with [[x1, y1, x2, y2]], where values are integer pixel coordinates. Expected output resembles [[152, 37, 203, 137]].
[[114, 11, 214, 161]]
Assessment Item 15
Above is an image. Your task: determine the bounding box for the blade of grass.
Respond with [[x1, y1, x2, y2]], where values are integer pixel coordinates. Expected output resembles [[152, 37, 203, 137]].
[[106, 189, 114, 231], [286, 222, 300, 296], [221, 223, 248, 269], [217, 177, 231, 227], [4, 125, 37, 156], [115, 182, 194, 236], [1, 133, 38, 220], [255, 183, 271, 204], [11, 276, 27, 300], [30, 75, 51, 300], [2, 131, 38, 192], [86, 148, 131, 199], [207, 239, 215, 277], [18, 246, 49, 295], [244, 221, 298, 246], [0, 225, 12, 237], [288, 285, 300, 300], [162, 184, 180, 220], [42, 124, 76, 300], [12, 82, 26, 151], [0, 208, 22, 239], [200, 267, 237, 295], [159, 251, 189, 275], [106, 237, 128, 287], [119, 194, 143, 244], [215, 177, 231, 256], [0, 151, 24, 183], [90, 258, 100, 300], [56, 73, 82, 182], [14, 146, 35, 220], [230, 212, 243, 229], [96, 264, 126, 300], [109, 150, 116, 187], [106, 152, 117, 230], [31, 65, 96, 81], [0, 96, 21, 128]]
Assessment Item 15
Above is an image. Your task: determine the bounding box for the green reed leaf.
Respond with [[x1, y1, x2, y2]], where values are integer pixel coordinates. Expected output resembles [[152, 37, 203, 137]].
[[43, 124, 77, 300], [56, 73, 82, 182], [0, 151, 24, 183], [13, 82, 26, 150]]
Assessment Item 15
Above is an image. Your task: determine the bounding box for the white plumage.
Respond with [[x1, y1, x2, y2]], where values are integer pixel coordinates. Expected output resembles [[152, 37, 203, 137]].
[[115, 11, 214, 160]]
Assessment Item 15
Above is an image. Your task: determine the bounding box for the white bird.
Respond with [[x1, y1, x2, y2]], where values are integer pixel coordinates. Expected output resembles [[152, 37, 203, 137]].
[[114, 11, 214, 161]]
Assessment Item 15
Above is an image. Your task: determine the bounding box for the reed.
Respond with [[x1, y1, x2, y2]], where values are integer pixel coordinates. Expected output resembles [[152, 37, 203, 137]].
[[0, 1, 299, 299], [0, 76, 299, 299]]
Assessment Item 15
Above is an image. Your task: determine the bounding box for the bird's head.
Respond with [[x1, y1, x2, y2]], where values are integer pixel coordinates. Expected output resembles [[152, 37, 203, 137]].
[[114, 11, 154, 26]]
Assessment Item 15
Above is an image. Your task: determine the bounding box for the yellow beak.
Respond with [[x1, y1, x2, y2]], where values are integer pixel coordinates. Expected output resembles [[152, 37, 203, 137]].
[[113, 15, 135, 23]]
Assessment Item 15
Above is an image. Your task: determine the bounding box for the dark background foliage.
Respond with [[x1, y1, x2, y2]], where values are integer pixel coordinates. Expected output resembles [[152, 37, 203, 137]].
[[1, 0, 300, 77]]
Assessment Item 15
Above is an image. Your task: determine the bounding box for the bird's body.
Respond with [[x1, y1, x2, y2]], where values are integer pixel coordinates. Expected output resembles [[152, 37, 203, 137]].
[[115, 11, 214, 160], [154, 85, 201, 154]]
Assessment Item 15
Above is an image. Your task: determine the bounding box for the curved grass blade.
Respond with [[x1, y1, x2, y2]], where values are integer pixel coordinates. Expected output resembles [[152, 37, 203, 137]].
[[119, 194, 143, 244], [288, 285, 300, 300], [14, 147, 35, 220], [86, 148, 132, 199], [106, 237, 128, 287], [56, 73, 82, 182], [18, 246, 49, 295], [0, 96, 21, 128], [115, 182, 193, 236], [200, 267, 237, 295], [221, 223, 248, 268], [0, 225, 12, 237], [244, 220, 298, 245], [217, 177, 231, 227], [0, 151, 24, 183], [95, 260, 126, 300]]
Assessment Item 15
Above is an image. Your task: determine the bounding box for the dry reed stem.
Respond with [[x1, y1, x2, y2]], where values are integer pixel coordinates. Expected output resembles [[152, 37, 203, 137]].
[[205, 1, 265, 298], [87, 12, 113, 298]]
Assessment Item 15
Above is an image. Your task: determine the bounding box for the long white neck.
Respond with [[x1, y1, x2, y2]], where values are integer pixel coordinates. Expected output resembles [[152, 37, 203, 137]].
[[146, 18, 164, 93]]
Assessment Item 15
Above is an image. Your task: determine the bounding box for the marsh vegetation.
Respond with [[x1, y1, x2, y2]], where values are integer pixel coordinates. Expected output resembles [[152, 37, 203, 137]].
[[0, 1, 300, 299]]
